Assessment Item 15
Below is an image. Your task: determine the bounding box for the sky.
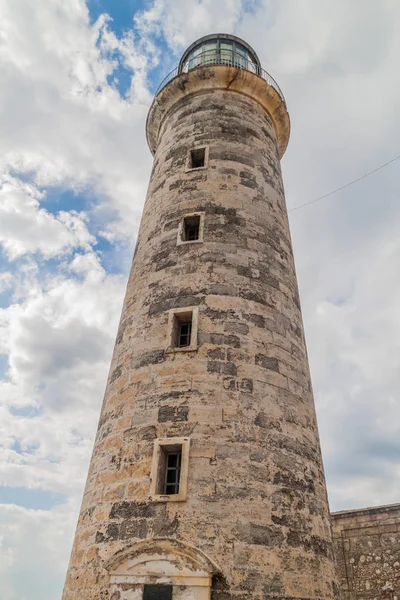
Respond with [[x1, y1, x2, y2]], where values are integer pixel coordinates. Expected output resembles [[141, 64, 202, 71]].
[[0, 0, 399, 598]]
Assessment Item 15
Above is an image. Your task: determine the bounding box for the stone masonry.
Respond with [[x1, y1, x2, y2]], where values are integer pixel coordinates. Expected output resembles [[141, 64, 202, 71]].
[[332, 504, 400, 600], [63, 39, 340, 600]]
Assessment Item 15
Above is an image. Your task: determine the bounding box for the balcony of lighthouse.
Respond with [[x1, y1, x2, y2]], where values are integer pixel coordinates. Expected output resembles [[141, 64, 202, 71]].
[[154, 33, 286, 108], [147, 33, 290, 159]]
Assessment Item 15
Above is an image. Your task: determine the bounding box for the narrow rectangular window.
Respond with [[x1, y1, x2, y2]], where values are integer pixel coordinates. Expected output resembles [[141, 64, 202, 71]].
[[143, 584, 173, 600], [156, 444, 182, 495], [167, 307, 198, 353], [178, 319, 192, 347], [164, 451, 182, 494], [177, 213, 204, 245], [150, 437, 190, 502], [183, 215, 200, 241], [171, 312, 193, 349], [190, 148, 205, 169]]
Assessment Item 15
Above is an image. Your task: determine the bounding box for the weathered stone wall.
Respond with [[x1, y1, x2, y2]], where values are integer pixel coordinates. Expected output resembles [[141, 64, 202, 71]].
[[332, 504, 400, 600], [63, 67, 339, 600]]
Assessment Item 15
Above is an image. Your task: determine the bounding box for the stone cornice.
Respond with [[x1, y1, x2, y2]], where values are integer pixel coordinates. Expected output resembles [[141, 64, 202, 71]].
[[331, 503, 400, 520], [146, 65, 290, 159]]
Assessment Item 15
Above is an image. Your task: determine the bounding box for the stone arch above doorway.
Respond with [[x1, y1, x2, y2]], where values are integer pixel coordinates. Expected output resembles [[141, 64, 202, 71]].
[[105, 538, 220, 600]]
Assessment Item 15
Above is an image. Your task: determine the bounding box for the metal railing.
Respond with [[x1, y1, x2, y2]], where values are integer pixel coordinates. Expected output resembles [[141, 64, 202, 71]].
[[155, 49, 286, 106]]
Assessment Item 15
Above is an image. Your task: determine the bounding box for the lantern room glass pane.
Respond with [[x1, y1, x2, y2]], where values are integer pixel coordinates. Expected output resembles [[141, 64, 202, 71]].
[[235, 43, 247, 56], [189, 45, 203, 69], [220, 41, 233, 65], [233, 42, 247, 69], [180, 37, 259, 75], [202, 41, 218, 64]]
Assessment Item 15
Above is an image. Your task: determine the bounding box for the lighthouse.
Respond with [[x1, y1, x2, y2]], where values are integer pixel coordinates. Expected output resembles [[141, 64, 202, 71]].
[[63, 34, 339, 600]]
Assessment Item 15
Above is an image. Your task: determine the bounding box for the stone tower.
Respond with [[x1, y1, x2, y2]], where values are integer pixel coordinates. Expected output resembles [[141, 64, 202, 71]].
[[63, 34, 339, 600]]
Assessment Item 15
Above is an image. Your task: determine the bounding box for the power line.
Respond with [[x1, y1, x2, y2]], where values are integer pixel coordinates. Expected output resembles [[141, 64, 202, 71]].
[[289, 153, 400, 213]]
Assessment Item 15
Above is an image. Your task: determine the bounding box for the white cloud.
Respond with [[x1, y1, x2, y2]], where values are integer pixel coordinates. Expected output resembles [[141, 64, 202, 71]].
[[0, 176, 95, 259], [0, 0, 153, 243], [0, 251, 125, 488], [134, 0, 243, 50], [0, 273, 13, 293], [0, 504, 75, 600], [307, 226, 400, 509]]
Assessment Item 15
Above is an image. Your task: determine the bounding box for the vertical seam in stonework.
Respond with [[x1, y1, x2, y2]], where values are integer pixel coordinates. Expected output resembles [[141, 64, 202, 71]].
[[341, 529, 352, 595]]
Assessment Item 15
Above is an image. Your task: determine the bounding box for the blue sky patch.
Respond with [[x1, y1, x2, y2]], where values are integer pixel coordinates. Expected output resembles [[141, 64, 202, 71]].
[[44, 187, 90, 214], [9, 405, 42, 418], [0, 286, 13, 309], [108, 63, 134, 98], [11, 439, 39, 455], [0, 486, 67, 510], [88, 0, 148, 35]]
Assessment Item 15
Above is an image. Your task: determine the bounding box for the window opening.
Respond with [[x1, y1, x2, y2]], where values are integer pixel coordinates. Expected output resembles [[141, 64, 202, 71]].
[[143, 584, 173, 600], [190, 148, 205, 169], [150, 437, 190, 501], [183, 215, 200, 241], [167, 307, 198, 353], [178, 320, 192, 348], [164, 451, 182, 495], [154, 444, 183, 496]]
